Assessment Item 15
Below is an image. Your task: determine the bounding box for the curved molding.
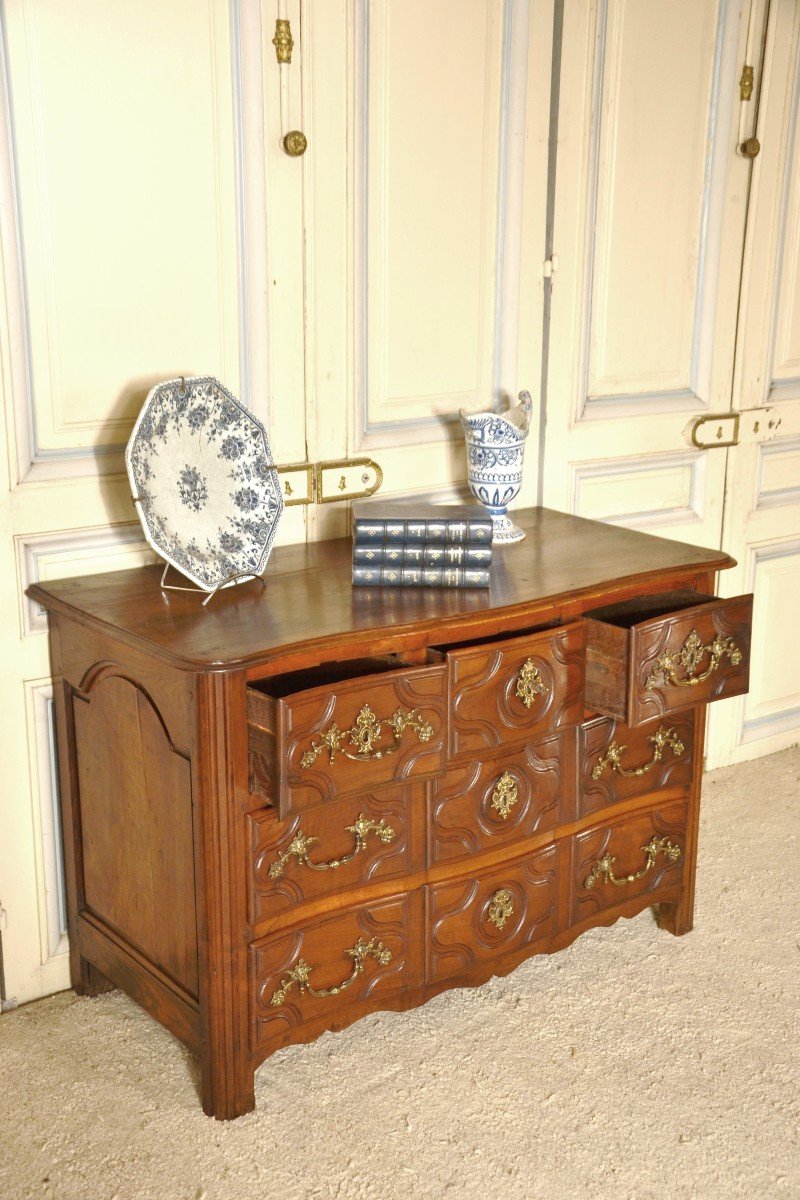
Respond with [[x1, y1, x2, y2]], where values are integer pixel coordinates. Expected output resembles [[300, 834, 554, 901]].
[[75, 664, 189, 760]]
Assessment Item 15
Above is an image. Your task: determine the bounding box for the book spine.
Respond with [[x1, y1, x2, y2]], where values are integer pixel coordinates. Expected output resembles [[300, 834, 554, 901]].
[[353, 518, 493, 545], [352, 544, 492, 567], [352, 565, 491, 588]]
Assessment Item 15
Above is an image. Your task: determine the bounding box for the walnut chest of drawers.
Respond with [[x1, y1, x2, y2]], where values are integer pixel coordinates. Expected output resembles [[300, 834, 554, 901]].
[[29, 508, 753, 1120]]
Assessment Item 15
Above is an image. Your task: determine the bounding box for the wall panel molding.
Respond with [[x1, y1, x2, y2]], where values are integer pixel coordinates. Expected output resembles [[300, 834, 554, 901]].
[[355, 0, 529, 450], [24, 679, 68, 972], [18, 524, 155, 636], [572, 451, 706, 527], [577, 0, 732, 420], [755, 436, 800, 509], [0, 0, 247, 482], [767, 33, 800, 403], [741, 540, 800, 743]]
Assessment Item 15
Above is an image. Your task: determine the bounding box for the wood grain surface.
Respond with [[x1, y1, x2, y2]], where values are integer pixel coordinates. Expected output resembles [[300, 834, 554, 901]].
[[28, 508, 734, 670]]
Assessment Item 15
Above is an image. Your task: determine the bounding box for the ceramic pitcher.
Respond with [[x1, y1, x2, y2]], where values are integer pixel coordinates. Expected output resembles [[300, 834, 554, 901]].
[[460, 391, 533, 544]]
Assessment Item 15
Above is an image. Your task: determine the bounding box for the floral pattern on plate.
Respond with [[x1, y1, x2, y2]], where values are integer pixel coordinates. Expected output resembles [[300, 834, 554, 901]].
[[125, 377, 284, 591]]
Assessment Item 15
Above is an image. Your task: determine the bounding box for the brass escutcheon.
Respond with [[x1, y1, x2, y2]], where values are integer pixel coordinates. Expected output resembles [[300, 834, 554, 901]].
[[487, 888, 514, 931], [490, 771, 519, 820], [515, 658, 549, 709]]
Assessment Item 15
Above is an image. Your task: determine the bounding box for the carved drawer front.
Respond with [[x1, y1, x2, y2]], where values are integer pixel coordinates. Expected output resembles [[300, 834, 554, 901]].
[[434, 622, 586, 760], [248, 784, 422, 926], [247, 658, 447, 817], [569, 801, 687, 927], [426, 843, 559, 985], [250, 890, 423, 1053], [578, 711, 695, 819], [585, 590, 752, 728], [428, 732, 568, 866]]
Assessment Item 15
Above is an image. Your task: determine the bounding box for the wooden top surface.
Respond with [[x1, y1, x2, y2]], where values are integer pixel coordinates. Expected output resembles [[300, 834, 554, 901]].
[[28, 507, 734, 672]]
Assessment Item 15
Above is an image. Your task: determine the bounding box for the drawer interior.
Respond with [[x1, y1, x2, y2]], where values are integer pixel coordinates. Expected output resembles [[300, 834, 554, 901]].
[[248, 655, 413, 704], [429, 620, 558, 657], [584, 589, 714, 629]]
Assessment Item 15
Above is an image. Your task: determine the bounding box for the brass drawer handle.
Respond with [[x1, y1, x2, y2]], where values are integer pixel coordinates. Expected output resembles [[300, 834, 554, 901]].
[[300, 703, 433, 769], [645, 629, 742, 691], [584, 836, 682, 889], [270, 937, 392, 1007], [491, 771, 519, 819], [591, 725, 685, 780], [515, 658, 550, 709], [268, 814, 396, 879], [488, 888, 514, 930]]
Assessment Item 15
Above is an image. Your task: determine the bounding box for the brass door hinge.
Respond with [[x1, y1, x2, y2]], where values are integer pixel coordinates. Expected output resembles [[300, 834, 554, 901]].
[[273, 19, 294, 64], [688, 408, 783, 450], [277, 458, 383, 506]]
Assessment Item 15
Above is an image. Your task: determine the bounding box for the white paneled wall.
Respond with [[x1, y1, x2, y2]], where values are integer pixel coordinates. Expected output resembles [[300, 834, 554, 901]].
[[1, 0, 799, 1005]]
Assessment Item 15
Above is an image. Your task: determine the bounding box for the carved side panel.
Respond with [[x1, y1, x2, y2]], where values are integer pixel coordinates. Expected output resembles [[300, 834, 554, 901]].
[[250, 892, 422, 1052], [248, 784, 422, 927], [569, 801, 688, 927], [426, 844, 559, 984], [578, 711, 695, 818], [72, 672, 198, 997], [428, 732, 566, 865], [630, 594, 753, 725], [279, 666, 447, 810], [446, 623, 586, 759]]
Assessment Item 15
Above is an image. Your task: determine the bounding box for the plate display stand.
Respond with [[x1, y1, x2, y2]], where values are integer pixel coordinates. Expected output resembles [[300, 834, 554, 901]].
[[158, 562, 267, 607]]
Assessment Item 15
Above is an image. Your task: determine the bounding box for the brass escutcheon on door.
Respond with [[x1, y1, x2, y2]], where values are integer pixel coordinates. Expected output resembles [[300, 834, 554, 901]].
[[276, 458, 383, 506]]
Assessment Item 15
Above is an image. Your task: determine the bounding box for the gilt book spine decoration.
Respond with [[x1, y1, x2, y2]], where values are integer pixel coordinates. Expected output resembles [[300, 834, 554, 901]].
[[353, 544, 492, 568], [352, 501, 493, 546], [352, 564, 491, 588], [351, 502, 494, 589]]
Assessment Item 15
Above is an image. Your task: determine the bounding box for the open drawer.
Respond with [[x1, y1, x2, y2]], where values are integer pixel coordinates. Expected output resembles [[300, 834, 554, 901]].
[[584, 590, 753, 727], [247, 657, 447, 817]]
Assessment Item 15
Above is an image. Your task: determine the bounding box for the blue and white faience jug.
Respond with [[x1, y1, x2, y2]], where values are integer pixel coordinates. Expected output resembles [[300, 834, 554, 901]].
[[460, 391, 533, 544]]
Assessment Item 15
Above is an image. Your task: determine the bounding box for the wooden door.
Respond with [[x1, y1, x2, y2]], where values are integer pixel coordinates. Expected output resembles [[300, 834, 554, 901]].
[[293, 0, 552, 538], [0, 0, 551, 1005], [0, 0, 277, 1006], [707, 0, 800, 766], [543, 0, 752, 546]]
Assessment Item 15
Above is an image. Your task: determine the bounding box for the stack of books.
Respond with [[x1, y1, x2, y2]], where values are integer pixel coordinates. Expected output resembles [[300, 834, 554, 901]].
[[351, 500, 493, 588]]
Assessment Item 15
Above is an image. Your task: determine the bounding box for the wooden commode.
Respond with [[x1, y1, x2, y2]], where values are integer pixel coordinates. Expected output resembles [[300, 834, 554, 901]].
[[29, 508, 753, 1120]]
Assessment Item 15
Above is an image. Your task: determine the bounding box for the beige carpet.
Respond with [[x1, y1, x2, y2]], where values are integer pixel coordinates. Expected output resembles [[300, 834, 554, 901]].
[[2, 748, 799, 1200]]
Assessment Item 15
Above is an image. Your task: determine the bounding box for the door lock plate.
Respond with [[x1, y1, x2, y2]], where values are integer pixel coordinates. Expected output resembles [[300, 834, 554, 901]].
[[276, 458, 383, 505], [689, 408, 783, 450], [690, 414, 740, 448]]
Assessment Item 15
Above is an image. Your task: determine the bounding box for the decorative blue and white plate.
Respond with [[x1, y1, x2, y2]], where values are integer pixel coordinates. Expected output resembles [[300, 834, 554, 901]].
[[125, 377, 284, 592]]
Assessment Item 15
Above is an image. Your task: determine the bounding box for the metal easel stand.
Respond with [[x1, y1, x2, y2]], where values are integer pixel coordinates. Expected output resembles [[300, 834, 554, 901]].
[[159, 563, 267, 607]]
